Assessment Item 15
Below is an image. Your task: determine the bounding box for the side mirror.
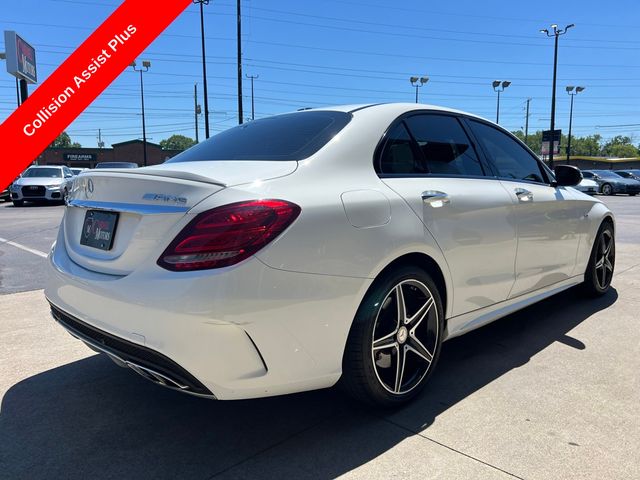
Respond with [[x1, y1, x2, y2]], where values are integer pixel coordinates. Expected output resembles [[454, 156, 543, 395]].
[[554, 165, 582, 187]]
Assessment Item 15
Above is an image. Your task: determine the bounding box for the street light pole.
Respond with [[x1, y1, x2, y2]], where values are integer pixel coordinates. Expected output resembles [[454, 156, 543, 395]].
[[246, 74, 258, 120], [193, 0, 211, 139], [566, 86, 585, 163], [540, 23, 574, 168], [131, 60, 151, 167], [409, 76, 429, 103], [492, 80, 511, 124]]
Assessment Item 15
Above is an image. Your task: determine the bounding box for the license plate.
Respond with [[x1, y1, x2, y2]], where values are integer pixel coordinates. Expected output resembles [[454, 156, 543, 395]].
[[80, 210, 119, 251]]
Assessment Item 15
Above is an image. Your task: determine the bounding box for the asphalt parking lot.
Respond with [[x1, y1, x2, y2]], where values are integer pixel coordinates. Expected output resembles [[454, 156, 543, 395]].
[[1, 196, 639, 479]]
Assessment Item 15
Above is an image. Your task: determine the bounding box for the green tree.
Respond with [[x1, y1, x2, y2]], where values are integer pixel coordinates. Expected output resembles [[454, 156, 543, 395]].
[[570, 134, 602, 156], [511, 130, 543, 155], [602, 135, 639, 158], [160, 135, 197, 151], [50, 131, 81, 148]]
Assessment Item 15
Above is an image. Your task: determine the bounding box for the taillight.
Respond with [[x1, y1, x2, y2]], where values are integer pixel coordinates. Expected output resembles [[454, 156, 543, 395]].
[[158, 199, 301, 271]]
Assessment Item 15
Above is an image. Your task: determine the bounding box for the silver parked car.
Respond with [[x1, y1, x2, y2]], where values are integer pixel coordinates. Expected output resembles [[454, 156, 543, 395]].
[[582, 170, 640, 196], [10, 166, 75, 206]]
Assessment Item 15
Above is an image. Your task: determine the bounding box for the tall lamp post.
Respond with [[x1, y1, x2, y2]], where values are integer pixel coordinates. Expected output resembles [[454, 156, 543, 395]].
[[131, 60, 150, 167], [540, 23, 574, 168], [193, 0, 211, 139], [566, 86, 585, 163], [410, 76, 429, 103], [492, 80, 511, 124]]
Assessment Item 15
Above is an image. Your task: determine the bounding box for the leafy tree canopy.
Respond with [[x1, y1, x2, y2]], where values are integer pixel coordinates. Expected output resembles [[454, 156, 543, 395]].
[[50, 131, 81, 148], [160, 135, 197, 151]]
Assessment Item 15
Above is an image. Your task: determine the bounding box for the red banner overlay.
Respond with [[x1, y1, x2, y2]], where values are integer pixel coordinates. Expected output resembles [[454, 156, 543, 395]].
[[0, 0, 192, 189]]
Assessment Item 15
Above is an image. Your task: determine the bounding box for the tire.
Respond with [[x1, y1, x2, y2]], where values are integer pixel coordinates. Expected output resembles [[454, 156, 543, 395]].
[[583, 222, 615, 297], [12, 200, 24, 207], [341, 265, 444, 407], [601, 183, 613, 196]]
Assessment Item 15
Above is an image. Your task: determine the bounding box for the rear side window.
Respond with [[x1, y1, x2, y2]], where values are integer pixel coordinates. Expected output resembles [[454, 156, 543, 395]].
[[379, 123, 426, 174], [468, 120, 546, 183], [404, 115, 484, 176], [168, 111, 352, 162]]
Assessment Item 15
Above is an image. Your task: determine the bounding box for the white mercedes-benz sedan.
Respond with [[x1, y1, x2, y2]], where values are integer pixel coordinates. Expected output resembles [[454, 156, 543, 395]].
[[45, 103, 615, 407]]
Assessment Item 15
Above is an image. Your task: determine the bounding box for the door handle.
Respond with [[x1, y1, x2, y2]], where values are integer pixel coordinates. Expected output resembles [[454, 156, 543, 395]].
[[514, 188, 533, 203], [421, 191, 450, 207]]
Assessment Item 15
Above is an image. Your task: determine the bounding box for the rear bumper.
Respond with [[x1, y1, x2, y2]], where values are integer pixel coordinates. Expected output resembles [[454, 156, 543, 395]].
[[50, 304, 216, 398], [45, 226, 371, 400]]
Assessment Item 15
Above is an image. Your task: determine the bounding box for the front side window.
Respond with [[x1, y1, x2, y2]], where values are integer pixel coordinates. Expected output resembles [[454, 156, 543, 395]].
[[582, 171, 594, 179], [404, 114, 484, 176], [468, 120, 546, 183], [168, 111, 352, 162]]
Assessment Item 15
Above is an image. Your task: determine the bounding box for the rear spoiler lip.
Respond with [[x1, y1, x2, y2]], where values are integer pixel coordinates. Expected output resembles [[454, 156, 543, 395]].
[[89, 168, 227, 187]]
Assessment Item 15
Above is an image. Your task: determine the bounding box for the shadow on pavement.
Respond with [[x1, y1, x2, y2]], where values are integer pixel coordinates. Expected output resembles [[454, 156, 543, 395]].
[[0, 286, 617, 479]]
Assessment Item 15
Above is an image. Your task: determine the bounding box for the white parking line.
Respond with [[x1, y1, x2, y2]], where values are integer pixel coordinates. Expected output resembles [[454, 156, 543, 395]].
[[0, 237, 48, 258]]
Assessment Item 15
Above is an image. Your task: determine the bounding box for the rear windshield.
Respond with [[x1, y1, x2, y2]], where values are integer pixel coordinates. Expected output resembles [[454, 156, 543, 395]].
[[168, 111, 352, 162], [23, 168, 61, 178]]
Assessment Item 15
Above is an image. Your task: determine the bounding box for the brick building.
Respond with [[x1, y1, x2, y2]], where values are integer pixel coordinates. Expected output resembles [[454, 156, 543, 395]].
[[35, 140, 183, 168]]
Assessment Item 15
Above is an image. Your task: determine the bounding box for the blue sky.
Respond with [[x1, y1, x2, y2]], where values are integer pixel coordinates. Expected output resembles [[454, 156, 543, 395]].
[[1, 0, 639, 147]]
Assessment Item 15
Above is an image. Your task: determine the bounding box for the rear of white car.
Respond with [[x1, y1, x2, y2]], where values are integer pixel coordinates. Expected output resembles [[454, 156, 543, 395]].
[[45, 109, 376, 400]]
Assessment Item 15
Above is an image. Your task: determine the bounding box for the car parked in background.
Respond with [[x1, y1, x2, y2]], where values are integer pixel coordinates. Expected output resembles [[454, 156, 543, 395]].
[[0, 186, 10, 202], [582, 170, 640, 196], [95, 162, 138, 169], [70, 167, 89, 176], [46, 104, 615, 407], [10, 166, 75, 206], [614, 169, 640, 181], [574, 177, 598, 194]]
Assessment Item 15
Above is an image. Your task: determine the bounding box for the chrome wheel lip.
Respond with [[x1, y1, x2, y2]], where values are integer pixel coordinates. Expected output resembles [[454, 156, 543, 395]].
[[370, 278, 439, 396], [595, 230, 614, 290]]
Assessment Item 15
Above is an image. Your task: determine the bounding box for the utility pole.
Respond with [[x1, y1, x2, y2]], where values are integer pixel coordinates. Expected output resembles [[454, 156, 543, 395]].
[[193, 0, 211, 139], [246, 74, 258, 120], [525, 98, 530, 144], [540, 23, 574, 168], [237, 0, 244, 124], [194, 83, 201, 143], [98, 129, 105, 149]]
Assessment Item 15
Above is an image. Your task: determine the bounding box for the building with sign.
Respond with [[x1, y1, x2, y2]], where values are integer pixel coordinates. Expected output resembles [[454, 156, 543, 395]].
[[35, 139, 183, 168]]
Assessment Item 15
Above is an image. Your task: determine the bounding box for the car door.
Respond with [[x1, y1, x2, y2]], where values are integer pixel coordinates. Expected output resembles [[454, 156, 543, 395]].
[[465, 119, 581, 297], [378, 112, 518, 317]]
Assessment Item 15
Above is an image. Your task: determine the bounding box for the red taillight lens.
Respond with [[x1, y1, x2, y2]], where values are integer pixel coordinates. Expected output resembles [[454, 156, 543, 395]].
[[158, 199, 301, 271]]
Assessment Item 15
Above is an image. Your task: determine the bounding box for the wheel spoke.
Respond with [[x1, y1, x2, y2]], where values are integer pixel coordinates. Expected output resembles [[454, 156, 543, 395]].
[[406, 296, 434, 329], [373, 333, 397, 351], [595, 257, 604, 269], [604, 258, 614, 272], [395, 285, 406, 324], [407, 337, 434, 364], [394, 345, 407, 393]]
